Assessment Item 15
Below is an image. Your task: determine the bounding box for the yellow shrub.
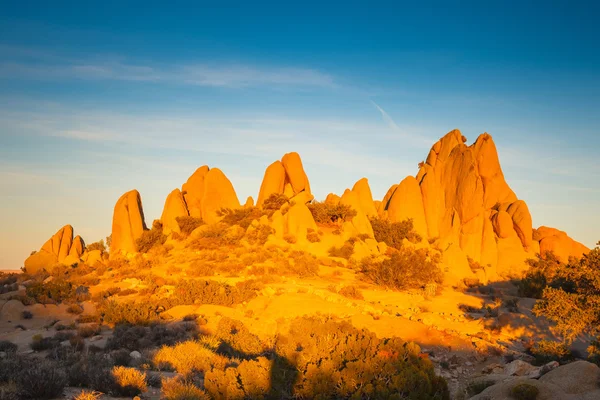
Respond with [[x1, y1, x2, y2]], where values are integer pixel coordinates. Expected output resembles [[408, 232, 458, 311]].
[[161, 377, 210, 400], [153, 340, 217, 376], [73, 390, 102, 400], [111, 366, 147, 396]]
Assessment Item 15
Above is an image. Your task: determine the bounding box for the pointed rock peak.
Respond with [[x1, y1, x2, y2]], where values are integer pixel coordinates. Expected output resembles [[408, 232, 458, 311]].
[[202, 168, 241, 224], [161, 188, 189, 235], [325, 193, 341, 205], [110, 189, 147, 256], [352, 177, 378, 218], [245, 196, 254, 208], [257, 161, 286, 207], [182, 165, 210, 217]]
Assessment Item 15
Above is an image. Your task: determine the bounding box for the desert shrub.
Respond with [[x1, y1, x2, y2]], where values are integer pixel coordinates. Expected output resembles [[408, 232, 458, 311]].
[[529, 340, 572, 365], [306, 228, 320, 243], [154, 341, 217, 376], [67, 304, 84, 314], [21, 310, 33, 319], [170, 279, 261, 307], [339, 285, 364, 300], [307, 201, 357, 226], [370, 217, 422, 249], [0, 273, 18, 287], [106, 321, 198, 351], [77, 314, 100, 323], [215, 317, 265, 358], [78, 324, 101, 338], [361, 247, 443, 290], [511, 383, 539, 400], [217, 207, 263, 229], [328, 240, 355, 259], [26, 279, 75, 304], [287, 251, 319, 277], [271, 316, 447, 399], [136, 220, 167, 253], [0, 382, 19, 400], [162, 377, 210, 400], [189, 224, 244, 249], [86, 240, 106, 254], [246, 224, 274, 246], [30, 334, 58, 351], [101, 299, 159, 325], [503, 298, 520, 313], [73, 390, 102, 400], [15, 359, 67, 399], [176, 216, 205, 236], [0, 341, 17, 354], [111, 366, 147, 396], [262, 193, 289, 211], [533, 244, 600, 345], [117, 288, 138, 296], [517, 252, 564, 298]]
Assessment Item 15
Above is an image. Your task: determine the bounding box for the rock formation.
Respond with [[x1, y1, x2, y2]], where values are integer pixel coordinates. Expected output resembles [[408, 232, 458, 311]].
[[351, 178, 378, 218], [257, 152, 312, 206], [201, 168, 240, 224], [373, 129, 588, 282], [110, 190, 147, 257], [160, 189, 189, 235], [24, 225, 84, 273], [182, 165, 209, 217]]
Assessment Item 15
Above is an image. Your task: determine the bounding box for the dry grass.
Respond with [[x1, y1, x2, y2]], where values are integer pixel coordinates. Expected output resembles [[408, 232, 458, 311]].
[[111, 366, 147, 396], [161, 377, 210, 400], [72, 390, 102, 400]]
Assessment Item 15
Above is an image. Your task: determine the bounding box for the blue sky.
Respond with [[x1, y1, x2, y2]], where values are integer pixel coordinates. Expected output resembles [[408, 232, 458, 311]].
[[1, 1, 599, 269]]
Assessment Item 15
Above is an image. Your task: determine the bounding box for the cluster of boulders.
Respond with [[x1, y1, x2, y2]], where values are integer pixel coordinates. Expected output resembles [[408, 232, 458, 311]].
[[470, 360, 600, 399], [23, 130, 589, 282]]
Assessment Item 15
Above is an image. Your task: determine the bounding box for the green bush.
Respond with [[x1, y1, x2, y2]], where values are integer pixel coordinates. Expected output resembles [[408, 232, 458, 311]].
[[370, 217, 422, 249], [176, 216, 205, 236], [361, 247, 443, 290], [529, 340, 572, 365], [136, 220, 167, 253], [307, 201, 357, 226], [511, 383, 539, 400], [517, 252, 563, 298]]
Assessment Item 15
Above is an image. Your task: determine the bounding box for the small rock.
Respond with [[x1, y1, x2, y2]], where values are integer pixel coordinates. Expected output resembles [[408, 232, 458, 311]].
[[504, 359, 538, 376], [540, 360, 560, 375], [0, 352, 6, 359], [89, 335, 103, 342], [130, 350, 142, 359]]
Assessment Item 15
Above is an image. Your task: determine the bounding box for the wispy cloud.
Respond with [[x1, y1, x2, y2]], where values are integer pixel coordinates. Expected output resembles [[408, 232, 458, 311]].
[[370, 100, 435, 147], [0, 46, 335, 88]]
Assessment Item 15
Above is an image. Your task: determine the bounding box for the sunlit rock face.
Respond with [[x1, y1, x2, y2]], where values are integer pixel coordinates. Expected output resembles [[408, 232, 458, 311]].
[[24, 224, 84, 273], [257, 152, 312, 207], [110, 189, 147, 257], [379, 129, 587, 282]]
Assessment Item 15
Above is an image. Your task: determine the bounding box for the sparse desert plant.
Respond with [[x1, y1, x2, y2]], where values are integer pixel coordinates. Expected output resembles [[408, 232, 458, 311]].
[[78, 324, 101, 338], [217, 207, 263, 229], [361, 247, 443, 290], [370, 216, 422, 249], [100, 299, 159, 325], [176, 216, 205, 236], [246, 224, 274, 246], [161, 377, 210, 400], [328, 240, 355, 259], [72, 390, 102, 400], [511, 382, 539, 400], [111, 366, 147, 396], [85, 240, 106, 254], [338, 285, 364, 300], [15, 359, 68, 399], [0, 340, 17, 353], [529, 340, 572, 365], [306, 228, 321, 243], [262, 193, 289, 212], [517, 252, 563, 299], [287, 251, 319, 277], [215, 317, 265, 358], [283, 234, 297, 244], [136, 220, 167, 253], [307, 201, 357, 226], [26, 279, 75, 304]]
